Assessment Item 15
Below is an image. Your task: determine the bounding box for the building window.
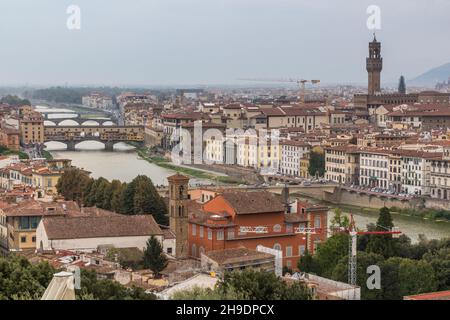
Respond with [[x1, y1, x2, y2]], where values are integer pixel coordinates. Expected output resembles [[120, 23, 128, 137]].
[[286, 260, 292, 268], [273, 224, 281, 232], [314, 240, 321, 253], [199, 226, 204, 238], [227, 229, 235, 239], [314, 215, 321, 228], [20, 236, 27, 243], [286, 224, 293, 233], [286, 246, 293, 257], [217, 230, 224, 240], [299, 245, 306, 256], [207, 228, 212, 240], [32, 236, 36, 243], [19, 217, 30, 230], [192, 244, 197, 257], [273, 243, 281, 251], [192, 224, 196, 236], [30, 217, 40, 229]]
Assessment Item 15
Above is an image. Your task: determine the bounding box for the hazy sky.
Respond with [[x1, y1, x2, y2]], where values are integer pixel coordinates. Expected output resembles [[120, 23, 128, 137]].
[[0, 0, 449, 86]]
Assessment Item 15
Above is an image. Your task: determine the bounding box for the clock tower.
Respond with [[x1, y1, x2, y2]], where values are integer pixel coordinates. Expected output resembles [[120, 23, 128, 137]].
[[366, 33, 383, 95]]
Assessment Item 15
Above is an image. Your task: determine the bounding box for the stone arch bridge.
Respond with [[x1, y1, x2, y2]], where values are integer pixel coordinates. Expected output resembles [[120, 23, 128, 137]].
[[44, 125, 144, 151], [43, 113, 116, 126]]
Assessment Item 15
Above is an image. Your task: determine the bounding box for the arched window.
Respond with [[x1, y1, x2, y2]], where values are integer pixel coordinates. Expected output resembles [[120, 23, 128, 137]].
[[273, 224, 281, 232], [273, 243, 281, 251]]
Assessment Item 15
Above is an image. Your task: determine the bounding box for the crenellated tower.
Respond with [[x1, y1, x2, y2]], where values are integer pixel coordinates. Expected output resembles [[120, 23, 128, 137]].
[[366, 33, 383, 95]]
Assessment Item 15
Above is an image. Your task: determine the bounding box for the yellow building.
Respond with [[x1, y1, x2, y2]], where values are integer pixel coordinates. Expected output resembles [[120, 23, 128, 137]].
[[32, 159, 72, 196], [32, 168, 62, 196], [0, 200, 72, 252], [19, 111, 44, 144], [300, 153, 311, 178], [257, 142, 281, 174]]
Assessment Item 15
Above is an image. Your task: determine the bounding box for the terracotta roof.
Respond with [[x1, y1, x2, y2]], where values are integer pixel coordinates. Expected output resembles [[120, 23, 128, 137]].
[[404, 290, 450, 300], [43, 214, 163, 240], [204, 248, 275, 265], [1, 200, 76, 217], [220, 191, 285, 215], [167, 173, 190, 182]]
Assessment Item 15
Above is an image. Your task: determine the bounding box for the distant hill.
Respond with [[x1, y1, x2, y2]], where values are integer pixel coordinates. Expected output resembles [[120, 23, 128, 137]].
[[410, 62, 450, 87]]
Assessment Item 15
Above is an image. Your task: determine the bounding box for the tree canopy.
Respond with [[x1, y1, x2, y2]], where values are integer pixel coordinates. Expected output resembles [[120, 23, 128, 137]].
[[366, 207, 395, 258], [173, 269, 313, 300], [308, 150, 325, 177], [56, 170, 168, 224]]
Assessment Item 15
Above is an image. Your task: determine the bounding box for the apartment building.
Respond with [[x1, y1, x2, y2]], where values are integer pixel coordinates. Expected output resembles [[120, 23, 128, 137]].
[[160, 112, 207, 150], [430, 147, 450, 200], [260, 105, 329, 133], [279, 140, 311, 176], [19, 111, 44, 145], [388, 152, 403, 193], [400, 151, 440, 196], [325, 145, 360, 185], [81, 93, 113, 110], [359, 148, 390, 189]]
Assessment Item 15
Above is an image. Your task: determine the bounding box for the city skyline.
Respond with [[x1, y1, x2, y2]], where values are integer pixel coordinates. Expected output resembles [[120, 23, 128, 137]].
[[0, 0, 450, 86]]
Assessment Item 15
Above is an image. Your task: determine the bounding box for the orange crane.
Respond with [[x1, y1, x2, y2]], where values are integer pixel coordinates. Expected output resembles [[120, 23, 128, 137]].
[[238, 78, 320, 103], [342, 214, 401, 286]]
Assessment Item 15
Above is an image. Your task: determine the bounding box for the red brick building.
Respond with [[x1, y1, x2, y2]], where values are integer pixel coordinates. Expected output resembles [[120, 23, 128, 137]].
[[186, 188, 328, 269]]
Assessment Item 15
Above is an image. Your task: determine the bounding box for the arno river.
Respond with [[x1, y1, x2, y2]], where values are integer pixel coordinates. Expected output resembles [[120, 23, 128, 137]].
[[40, 106, 450, 243]]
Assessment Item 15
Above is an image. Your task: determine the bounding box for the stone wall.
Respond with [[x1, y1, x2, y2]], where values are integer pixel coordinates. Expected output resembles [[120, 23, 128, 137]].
[[322, 188, 425, 210]]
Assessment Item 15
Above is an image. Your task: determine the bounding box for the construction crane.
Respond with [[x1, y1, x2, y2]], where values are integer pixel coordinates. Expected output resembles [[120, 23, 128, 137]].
[[342, 214, 401, 286], [238, 78, 320, 103]]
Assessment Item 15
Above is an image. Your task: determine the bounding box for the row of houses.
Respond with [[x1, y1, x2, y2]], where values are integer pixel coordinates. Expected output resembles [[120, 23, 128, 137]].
[[0, 158, 73, 197], [325, 143, 450, 199]]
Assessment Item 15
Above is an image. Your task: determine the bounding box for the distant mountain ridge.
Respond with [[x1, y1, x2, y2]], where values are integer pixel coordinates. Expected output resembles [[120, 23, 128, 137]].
[[410, 62, 450, 87]]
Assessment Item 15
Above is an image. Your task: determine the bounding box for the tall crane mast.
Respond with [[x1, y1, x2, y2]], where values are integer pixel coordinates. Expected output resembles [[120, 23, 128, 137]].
[[238, 78, 320, 103], [345, 214, 401, 286]]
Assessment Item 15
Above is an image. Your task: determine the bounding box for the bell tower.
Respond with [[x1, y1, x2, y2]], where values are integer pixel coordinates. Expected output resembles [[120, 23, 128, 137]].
[[167, 173, 190, 258], [366, 33, 383, 95]]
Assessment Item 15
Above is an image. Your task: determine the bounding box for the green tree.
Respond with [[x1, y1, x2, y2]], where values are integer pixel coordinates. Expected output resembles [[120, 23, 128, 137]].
[[93, 178, 110, 208], [422, 247, 450, 291], [119, 175, 168, 224], [366, 207, 395, 258], [383, 257, 437, 299], [0, 95, 31, 106], [331, 251, 384, 300], [217, 269, 311, 300], [308, 151, 325, 177], [143, 236, 168, 278], [398, 75, 406, 94], [110, 180, 125, 212], [84, 178, 103, 207], [330, 208, 349, 231], [314, 232, 349, 277], [132, 175, 167, 224], [56, 168, 92, 205], [297, 250, 318, 273], [0, 255, 54, 300], [119, 182, 135, 214], [172, 286, 245, 300], [77, 269, 155, 300]]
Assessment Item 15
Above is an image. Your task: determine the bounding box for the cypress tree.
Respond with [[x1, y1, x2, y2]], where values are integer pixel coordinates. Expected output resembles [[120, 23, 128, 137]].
[[398, 75, 406, 94]]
